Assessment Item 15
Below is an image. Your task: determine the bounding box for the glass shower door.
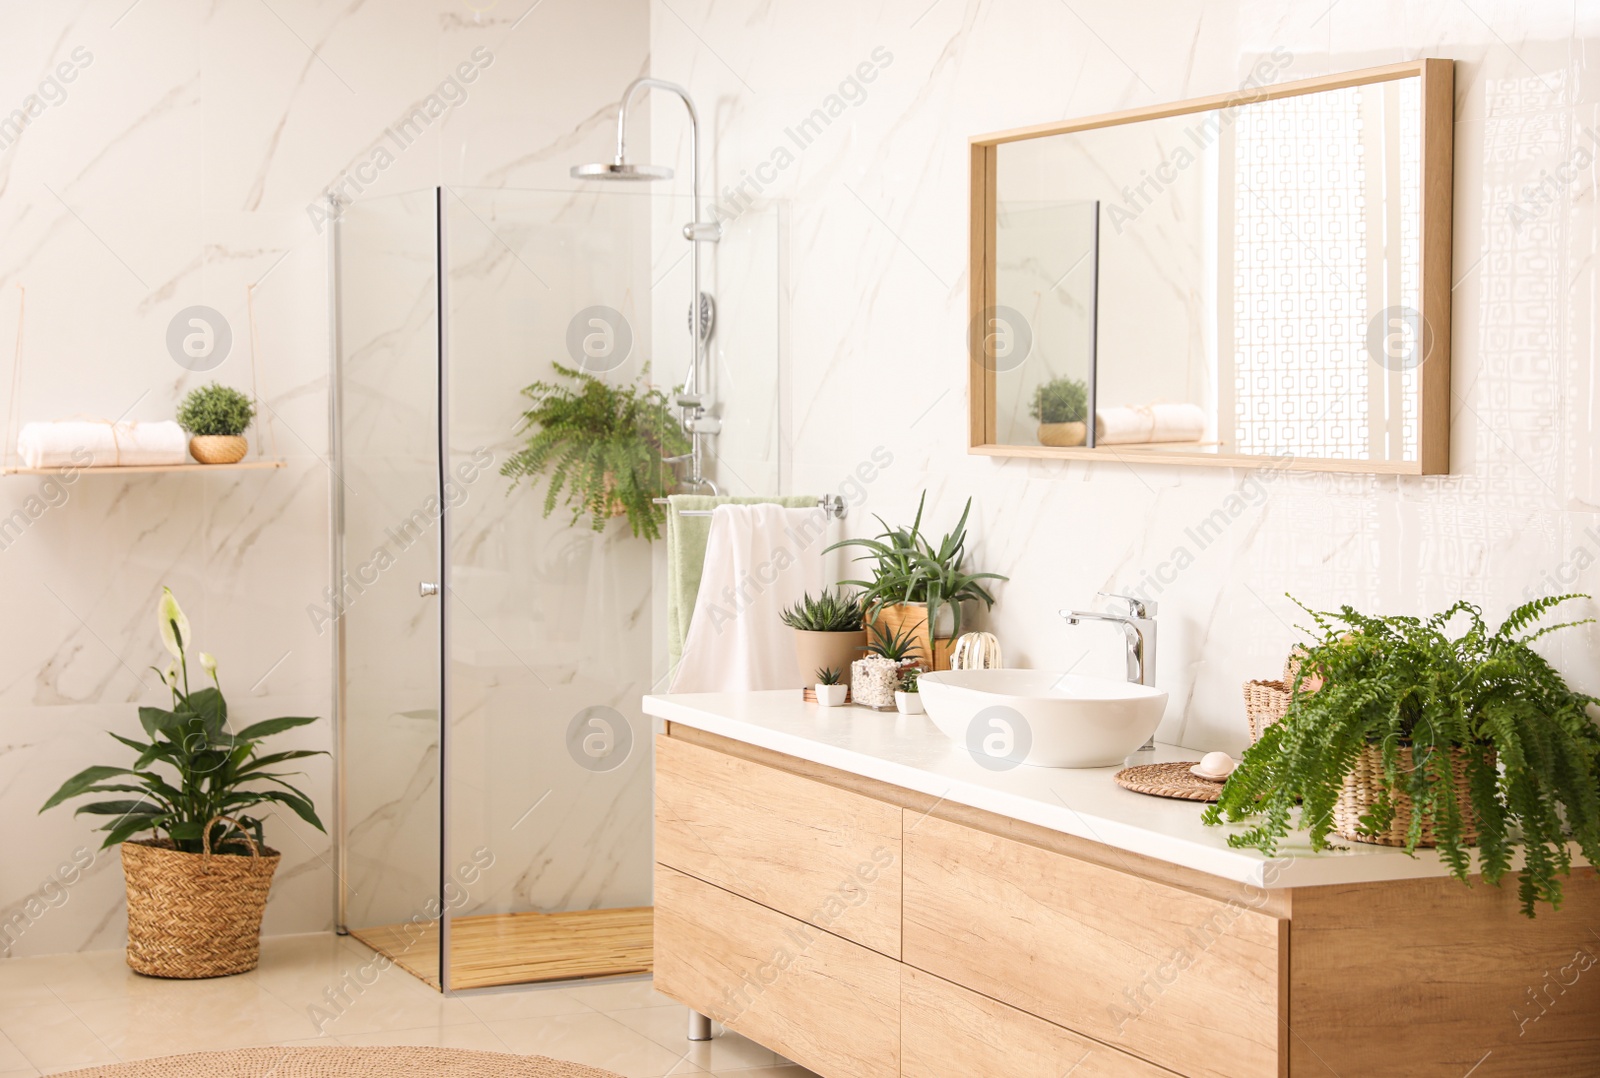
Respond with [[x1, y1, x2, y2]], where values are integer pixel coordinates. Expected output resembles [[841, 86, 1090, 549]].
[[334, 190, 446, 986]]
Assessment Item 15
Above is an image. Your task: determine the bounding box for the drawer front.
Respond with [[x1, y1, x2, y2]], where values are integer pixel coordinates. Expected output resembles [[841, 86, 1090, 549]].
[[902, 966, 1176, 1078], [903, 815, 1283, 1078], [654, 865, 901, 1078], [655, 734, 902, 957]]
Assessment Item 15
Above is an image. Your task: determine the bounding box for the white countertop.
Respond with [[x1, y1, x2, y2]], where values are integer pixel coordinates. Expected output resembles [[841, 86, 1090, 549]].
[[643, 689, 1551, 889]]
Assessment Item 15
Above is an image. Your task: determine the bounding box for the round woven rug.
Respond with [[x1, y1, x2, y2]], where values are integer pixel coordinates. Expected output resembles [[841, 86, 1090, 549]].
[[53, 1046, 623, 1078]]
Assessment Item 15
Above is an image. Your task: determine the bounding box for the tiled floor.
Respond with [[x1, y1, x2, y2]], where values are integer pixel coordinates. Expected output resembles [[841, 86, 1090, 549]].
[[0, 934, 818, 1078]]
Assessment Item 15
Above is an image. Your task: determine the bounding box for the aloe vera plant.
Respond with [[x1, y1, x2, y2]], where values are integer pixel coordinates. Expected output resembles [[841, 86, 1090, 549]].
[[40, 588, 324, 855], [1204, 594, 1600, 916], [825, 491, 1007, 641]]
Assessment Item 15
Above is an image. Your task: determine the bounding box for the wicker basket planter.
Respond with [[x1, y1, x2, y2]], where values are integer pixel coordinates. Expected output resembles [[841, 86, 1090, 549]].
[[121, 821, 279, 978], [189, 435, 248, 465], [1333, 744, 1486, 848], [1243, 648, 1325, 742], [1242, 679, 1292, 742]]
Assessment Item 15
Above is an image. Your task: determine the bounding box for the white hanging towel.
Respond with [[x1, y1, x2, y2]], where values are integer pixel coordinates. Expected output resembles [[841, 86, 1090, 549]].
[[669, 502, 833, 694], [17, 420, 189, 469]]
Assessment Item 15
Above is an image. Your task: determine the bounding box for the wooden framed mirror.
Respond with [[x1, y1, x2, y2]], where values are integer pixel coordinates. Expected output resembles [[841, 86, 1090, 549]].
[[968, 60, 1454, 474]]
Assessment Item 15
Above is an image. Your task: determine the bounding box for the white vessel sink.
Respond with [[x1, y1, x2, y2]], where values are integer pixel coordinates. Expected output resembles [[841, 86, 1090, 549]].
[[918, 669, 1168, 768]]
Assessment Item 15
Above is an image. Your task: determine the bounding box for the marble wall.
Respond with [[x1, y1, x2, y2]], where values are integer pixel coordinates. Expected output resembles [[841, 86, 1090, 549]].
[[647, 0, 1600, 751], [0, 0, 647, 958]]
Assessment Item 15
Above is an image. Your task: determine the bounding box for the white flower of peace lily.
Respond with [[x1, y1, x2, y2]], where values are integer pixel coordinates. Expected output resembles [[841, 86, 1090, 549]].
[[158, 587, 191, 661], [199, 653, 218, 683], [164, 661, 178, 686]]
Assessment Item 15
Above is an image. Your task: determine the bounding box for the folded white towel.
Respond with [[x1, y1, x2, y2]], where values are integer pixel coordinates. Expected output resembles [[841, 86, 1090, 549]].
[[669, 503, 833, 694], [1095, 403, 1206, 445], [17, 420, 189, 469]]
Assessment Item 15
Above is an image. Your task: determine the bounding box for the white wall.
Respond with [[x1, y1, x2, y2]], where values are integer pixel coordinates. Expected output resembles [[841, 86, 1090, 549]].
[[648, 0, 1600, 751], [0, 0, 647, 958]]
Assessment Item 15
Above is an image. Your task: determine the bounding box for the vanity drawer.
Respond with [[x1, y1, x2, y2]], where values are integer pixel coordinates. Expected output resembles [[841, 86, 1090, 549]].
[[654, 865, 900, 1078], [903, 815, 1284, 1078], [902, 966, 1176, 1077], [655, 734, 902, 957]]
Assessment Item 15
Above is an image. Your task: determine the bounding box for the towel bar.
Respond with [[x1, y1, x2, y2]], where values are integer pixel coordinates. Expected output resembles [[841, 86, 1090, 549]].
[[653, 494, 847, 520]]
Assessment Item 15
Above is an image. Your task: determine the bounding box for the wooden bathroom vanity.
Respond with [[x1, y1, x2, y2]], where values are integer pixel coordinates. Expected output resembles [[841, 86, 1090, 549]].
[[643, 692, 1600, 1078]]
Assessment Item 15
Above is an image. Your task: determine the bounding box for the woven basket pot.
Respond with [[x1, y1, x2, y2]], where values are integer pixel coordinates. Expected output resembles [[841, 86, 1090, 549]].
[[121, 817, 279, 978], [189, 435, 248, 465], [1242, 679, 1293, 742], [1333, 744, 1488, 848], [1243, 649, 1327, 743]]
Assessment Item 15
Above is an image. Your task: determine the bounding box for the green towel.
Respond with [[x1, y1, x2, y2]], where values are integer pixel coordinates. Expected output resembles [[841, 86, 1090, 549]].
[[666, 494, 821, 675]]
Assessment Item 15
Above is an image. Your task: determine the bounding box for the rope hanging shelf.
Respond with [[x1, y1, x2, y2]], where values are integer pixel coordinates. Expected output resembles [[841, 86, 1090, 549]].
[[3, 283, 288, 479]]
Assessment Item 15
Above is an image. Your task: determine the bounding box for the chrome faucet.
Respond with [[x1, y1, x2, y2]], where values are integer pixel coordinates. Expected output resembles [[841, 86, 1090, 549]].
[[1060, 594, 1159, 750]]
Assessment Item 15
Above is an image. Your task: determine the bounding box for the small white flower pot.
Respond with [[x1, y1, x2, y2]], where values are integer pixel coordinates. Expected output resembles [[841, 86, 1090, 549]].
[[816, 684, 848, 707], [895, 691, 924, 715]]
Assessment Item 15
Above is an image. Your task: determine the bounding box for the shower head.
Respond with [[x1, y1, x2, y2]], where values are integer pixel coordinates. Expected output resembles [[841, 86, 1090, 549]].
[[570, 160, 674, 181]]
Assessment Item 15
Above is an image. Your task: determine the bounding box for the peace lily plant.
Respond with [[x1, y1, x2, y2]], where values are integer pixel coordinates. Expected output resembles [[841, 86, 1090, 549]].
[[42, 588, 325, 854], [37, 589, 327, 977]]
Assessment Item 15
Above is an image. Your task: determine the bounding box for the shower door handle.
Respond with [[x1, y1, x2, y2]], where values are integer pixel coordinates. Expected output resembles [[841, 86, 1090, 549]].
[[419, 582, 439, 597]]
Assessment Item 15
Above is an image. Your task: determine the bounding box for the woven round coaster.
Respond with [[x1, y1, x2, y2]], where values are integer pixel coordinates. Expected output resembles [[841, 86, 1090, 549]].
[[1114, 762, 1225, 803]]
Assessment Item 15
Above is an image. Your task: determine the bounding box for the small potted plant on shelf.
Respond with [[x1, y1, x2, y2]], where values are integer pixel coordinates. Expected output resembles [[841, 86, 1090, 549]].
[[781, 588, 867, 689], [827, 492, 1007, 672], [815, 666, 847, 707], [1030, 376, 1088, 447], [178, 383, 255, 465], [40, 588, 325, 976], [1204, 594, 1600, 917], [895, 665, 925, 715], [501, 363, 690, 541]]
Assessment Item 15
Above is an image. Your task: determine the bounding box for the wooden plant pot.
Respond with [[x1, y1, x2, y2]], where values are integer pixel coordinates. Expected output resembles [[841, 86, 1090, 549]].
[[189, 435, 248, 465], [871, 602, 964, 672], [121, 829, 279, 978], [1037, 421, 1087, 447], [793, 629, 868, 687]]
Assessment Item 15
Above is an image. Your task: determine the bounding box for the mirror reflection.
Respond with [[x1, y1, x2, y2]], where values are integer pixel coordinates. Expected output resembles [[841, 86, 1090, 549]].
[[991, 74, 1425, 465]]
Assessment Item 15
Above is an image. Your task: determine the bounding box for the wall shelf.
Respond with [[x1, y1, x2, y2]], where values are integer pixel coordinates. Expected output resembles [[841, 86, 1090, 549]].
[[2, 460, 287, 477]]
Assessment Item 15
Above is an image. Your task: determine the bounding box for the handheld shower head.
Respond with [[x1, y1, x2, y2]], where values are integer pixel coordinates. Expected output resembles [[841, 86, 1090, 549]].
[[570, 160, 674, 181]]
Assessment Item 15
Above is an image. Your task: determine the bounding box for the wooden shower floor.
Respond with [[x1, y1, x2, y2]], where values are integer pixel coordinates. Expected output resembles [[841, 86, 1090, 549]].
[[349, 906, 653, 990]]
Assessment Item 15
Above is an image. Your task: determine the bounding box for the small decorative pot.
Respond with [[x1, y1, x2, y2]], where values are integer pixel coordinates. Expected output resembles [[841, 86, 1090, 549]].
[[815, 684, 847, 707], [189, 435, 248, 465], [1037, 421, 1087, 447], [894, 690, 924, 715]]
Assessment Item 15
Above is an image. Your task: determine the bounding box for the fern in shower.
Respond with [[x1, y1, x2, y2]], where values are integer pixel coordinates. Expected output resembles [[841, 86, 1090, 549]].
[[501, 363, 690, 541]]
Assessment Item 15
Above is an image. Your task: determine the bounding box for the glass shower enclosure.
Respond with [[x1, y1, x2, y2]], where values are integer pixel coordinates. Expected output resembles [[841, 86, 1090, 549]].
[[329, 185, 778, 991]]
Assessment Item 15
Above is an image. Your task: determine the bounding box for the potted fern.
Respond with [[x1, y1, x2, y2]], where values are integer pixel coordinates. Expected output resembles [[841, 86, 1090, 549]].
[[41, 588, 324, 975], [826, 492, 1007, 672], [1030, 376, 1089, 447], [780, 588, 867, 690], [1204, 594, 1600, 916], [501, 364, 690, 541], [177, 383, 255, 464]]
